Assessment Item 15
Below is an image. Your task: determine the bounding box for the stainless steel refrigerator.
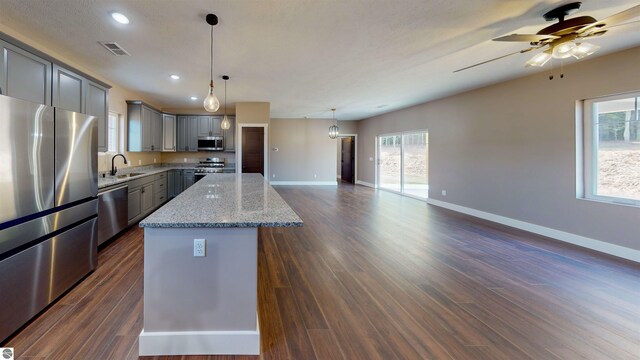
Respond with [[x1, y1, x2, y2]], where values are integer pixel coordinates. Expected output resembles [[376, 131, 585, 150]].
[[0, 94, 98, 342]]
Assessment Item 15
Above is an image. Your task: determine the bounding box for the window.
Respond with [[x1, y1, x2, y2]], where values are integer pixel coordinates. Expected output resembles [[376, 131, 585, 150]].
[[582, 93, 640, 205], [107, 112, 119, 153]]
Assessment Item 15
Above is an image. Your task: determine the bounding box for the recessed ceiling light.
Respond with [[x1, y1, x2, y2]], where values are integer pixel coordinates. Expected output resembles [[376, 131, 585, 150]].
[[111, 12, 130, 25], [170, 74, 180, 80], [190, 96, 198, 101]]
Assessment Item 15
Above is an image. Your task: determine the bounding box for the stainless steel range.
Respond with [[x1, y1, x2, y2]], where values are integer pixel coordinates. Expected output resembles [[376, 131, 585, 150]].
[[195, 157, 226, 181]]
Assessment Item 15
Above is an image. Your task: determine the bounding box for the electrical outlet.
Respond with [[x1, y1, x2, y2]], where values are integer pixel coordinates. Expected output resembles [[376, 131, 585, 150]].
[[369, 157, 374, 161], [138, 160, 142, 165], [314, 174, 317, 179], [153, 158, 156, 163], [183, 158, 187, 163], [194, 239, 206, 257], [272, 174, 276, 178], [442, 190, 447, 196]]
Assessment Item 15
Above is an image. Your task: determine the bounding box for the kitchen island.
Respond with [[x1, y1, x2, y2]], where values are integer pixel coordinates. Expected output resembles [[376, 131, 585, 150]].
[[138, 173, 302, 356]]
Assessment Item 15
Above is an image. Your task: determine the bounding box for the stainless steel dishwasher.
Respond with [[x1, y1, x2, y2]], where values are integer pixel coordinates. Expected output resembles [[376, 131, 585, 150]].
[[97, 185, 129, 245]]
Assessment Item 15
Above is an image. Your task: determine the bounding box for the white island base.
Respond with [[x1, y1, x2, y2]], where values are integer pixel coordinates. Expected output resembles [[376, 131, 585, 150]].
[[138, 227, 261, 356]]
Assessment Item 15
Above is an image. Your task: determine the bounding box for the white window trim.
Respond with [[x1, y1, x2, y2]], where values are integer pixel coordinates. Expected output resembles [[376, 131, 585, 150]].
[[580, 92, 640, 207], [103, 111, 124, 155]]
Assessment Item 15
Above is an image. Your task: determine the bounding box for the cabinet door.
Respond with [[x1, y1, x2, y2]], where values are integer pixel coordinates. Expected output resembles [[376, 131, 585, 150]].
[[86, 82, 108, 152], [183, 170, 195, 191], [0, 40, 51, 105], [128, 187, 142, 223], [52, 65, 86, 113], [162, 114, 176, 152], [224, 116, 236, 152], [141, 183, 155, 214], [197, 116, 212, 137], [152, 110, 163, 151], [175, 116, 186, 151], [141, 106, 153, 151], [211, 116, 222, 135], [188, 116, 199, 152]]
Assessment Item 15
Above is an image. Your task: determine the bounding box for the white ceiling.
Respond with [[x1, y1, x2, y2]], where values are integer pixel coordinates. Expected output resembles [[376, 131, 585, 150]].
[[1, 0, 639, 120]]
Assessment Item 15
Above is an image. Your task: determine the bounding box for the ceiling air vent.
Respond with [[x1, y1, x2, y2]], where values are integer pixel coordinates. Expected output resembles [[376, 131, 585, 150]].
[[99, 41, 131, 56]]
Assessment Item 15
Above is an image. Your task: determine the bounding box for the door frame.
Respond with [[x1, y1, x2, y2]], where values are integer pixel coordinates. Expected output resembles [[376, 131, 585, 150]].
[[337, 133, 358, 184], [236, 123, 269, 181], [376, 130, 429, 201]]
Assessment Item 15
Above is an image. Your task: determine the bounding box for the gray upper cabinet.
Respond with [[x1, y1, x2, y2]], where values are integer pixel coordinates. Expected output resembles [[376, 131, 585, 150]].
[[197, 116, 222, 137], [52, 64, 86, 113], [86, 81, 108, 152], [127, 101, 164, 152], [162, 114, 176, 152], [177, 116, 198, 152], [224, 116, 236, 152], [0, 40, 51, 105]]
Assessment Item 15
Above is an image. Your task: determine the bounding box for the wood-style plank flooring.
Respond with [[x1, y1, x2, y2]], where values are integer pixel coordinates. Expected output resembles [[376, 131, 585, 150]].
[[4, 184, 640, 359]]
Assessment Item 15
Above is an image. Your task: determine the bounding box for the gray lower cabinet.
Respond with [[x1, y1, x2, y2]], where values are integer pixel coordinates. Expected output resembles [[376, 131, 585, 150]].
[[86, 81, 108, 152], [52, 64, 86, 113], [183, 169, 195, 190], [153, 172, 167, 206], [127, 173, 161, 225], [168, 170, 183, 198], [0, 39, 51, 105]]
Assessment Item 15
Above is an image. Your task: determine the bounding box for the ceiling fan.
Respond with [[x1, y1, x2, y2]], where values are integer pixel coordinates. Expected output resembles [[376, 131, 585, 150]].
[[454, 2, 640, 72]]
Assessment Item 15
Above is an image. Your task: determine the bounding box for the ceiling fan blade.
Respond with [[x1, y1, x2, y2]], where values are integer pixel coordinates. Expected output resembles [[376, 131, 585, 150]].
[[578, 4, 640, 34], [453, 48, 535, 73], [493, 34, 559, 42]]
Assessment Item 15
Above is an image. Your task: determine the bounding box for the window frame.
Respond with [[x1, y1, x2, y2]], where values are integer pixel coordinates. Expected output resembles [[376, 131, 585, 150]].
[[581, 92, 640, 207], [105, 111, 123, 154]]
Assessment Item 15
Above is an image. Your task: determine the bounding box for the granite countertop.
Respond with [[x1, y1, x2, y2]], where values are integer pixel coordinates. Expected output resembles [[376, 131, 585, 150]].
[[139, 173, 303, 228], [97, 164, 235, 189]]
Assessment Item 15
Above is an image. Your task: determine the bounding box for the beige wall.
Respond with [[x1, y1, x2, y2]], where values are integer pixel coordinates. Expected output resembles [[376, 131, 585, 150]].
[[357, 46, 640, 252], [270, 119, 338, 182], [236, 102, 270, 124]]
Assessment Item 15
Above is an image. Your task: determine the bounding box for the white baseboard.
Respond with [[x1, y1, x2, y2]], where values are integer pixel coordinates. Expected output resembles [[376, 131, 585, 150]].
[[426, 198, 640, 263], [355, 180, 376, 188], [271, 181, 337, 185], [139, 325, 260, 356]]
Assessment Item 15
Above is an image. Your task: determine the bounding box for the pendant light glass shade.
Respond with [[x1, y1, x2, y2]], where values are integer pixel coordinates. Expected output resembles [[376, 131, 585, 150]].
[[204, 15, 220, 112], [204, 81, 220, 112], [221, 76, 230, 130], [328, 108, 339, 139]]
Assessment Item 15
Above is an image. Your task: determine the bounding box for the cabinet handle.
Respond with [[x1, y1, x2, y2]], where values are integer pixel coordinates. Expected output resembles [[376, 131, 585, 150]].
[[141, 188, 145, 194]]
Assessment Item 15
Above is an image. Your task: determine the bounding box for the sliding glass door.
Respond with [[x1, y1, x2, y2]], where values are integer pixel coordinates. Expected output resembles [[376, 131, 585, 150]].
[[378, 134, 402, 192], [377, 131, 428, 199]]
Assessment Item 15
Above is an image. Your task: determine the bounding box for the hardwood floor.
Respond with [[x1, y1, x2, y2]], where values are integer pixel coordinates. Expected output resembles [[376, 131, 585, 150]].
[[4, 184, 640, 359]]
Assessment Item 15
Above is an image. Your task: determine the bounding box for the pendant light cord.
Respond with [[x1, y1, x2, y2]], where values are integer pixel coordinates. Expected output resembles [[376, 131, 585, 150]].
[[224, 78, 227, 116], [210, 25, 214, 83]]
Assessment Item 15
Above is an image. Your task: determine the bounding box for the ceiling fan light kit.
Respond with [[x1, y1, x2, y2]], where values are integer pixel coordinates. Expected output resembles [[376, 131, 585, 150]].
[[203, 13, 221, 112], [455, 2, 640, 72]]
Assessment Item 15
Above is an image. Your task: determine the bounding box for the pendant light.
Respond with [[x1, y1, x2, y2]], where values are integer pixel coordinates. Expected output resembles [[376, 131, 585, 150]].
[[329, 108, 339, 139], [221, 75, 231, 130], [203, 14, 220, 112]]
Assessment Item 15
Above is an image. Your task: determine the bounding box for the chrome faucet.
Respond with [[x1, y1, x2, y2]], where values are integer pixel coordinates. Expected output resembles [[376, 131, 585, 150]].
[[111, 154, 128, 176]]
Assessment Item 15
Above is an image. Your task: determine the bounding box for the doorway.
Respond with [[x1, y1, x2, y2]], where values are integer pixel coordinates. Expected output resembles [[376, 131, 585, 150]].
[[241, 127, 265, 175], [377, 131, 428, 199], [340, 136, 356, 183]]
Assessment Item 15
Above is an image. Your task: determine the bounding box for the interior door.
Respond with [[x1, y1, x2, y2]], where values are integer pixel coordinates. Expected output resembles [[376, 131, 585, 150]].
[[242, 127, 264, 175], [341, 136, 355, 183]]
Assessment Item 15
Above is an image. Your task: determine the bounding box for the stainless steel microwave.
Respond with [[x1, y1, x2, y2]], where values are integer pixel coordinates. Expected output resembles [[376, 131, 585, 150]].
[[198, 136, 224, 151]]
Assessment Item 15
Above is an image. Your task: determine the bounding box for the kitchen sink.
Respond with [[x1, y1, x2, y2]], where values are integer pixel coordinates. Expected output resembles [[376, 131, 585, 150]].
[[115, 172, 146, 179]]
